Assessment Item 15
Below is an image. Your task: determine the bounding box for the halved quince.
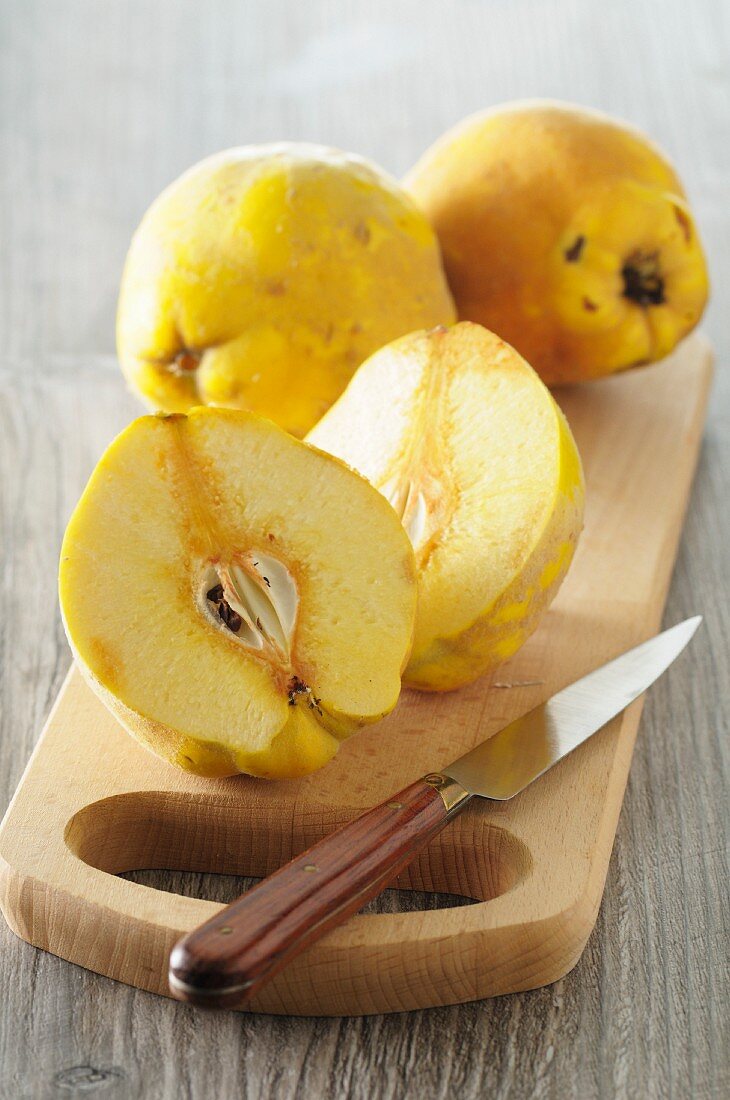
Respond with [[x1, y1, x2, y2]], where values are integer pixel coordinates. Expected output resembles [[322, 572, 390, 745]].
[[308, 322, 585, 691], [59, 409, 417, 778]]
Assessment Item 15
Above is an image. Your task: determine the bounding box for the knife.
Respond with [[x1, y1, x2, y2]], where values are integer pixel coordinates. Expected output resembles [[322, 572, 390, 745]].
[[168, 616, 701, 1008]]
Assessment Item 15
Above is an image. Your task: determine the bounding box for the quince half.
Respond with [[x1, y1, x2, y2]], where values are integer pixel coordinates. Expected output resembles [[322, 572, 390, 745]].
[[59, 409, 417, 778], [117, 144, 455, 437], [308, 322, 585, 691], [405, 101, 709, 384]]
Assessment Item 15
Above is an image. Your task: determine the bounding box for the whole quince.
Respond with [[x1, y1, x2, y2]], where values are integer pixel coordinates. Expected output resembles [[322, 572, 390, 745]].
[[405, 102, 709, 384], [117, 144, 455, 436]]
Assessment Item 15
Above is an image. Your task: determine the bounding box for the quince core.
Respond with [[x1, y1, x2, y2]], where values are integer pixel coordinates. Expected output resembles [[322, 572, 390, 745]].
[[59, 409, 417, 778], [117, 143, 455, 436], [308, 323, 585, 691], [405, 101, 709, 384]]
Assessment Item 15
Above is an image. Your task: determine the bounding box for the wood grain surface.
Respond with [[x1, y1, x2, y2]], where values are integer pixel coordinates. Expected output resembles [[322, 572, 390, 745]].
[[0, 1, 727, 1098]]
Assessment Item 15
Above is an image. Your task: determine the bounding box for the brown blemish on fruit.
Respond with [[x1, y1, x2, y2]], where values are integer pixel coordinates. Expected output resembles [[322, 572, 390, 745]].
[[564, 235, 585, 262], [88, 637, 122, 694], [353, 221, 370, 245], [582, 297, 598, 312], [265, 280, 287, 296]]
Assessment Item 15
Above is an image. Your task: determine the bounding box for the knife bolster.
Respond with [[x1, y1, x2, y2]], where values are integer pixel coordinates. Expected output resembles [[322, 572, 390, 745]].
[[422, 773, 473, 817]]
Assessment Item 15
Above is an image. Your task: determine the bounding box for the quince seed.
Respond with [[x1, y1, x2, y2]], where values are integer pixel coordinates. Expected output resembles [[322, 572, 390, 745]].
[[217, 600, 242, 633]]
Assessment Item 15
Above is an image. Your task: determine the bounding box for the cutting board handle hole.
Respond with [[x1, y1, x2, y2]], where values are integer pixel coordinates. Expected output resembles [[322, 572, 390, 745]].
[[120, 868, 479, 913], [63, 791, 533, 903]]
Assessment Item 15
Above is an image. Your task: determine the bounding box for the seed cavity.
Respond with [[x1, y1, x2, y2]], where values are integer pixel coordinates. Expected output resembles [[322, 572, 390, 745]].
[[200, 552, 298, 659], [199, 556, 325, 714], [199, 554, 324, 713], [622, 250, 665, 306], [382, 476, 429, 549]]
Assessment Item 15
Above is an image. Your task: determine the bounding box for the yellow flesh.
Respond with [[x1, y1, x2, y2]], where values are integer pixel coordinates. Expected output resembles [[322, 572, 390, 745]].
[[59, 409, 417, 777], [308, 322, 585, 690], [117, 144, 455, 436]]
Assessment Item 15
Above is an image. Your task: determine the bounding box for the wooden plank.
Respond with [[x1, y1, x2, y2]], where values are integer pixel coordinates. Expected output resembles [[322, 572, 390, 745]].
[[0, 336, 713, 1018]]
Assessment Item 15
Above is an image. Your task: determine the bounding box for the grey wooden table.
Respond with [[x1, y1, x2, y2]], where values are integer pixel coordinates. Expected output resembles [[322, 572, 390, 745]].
[[1, 2, 728, 1098]]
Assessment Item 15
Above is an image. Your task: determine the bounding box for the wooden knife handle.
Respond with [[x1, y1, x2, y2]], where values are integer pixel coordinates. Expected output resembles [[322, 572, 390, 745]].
[[168, 775, 469, 1008]]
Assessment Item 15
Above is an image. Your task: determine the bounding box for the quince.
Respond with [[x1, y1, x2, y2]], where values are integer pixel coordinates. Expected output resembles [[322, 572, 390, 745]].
[[117, 144, 455, 436], [59, 409, 417, 778], [308, 323, 584, 691], [405, 102, 708, 384]]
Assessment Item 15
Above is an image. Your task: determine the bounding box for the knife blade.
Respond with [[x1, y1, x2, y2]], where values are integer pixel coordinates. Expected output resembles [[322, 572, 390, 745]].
[[444, 615, 702, 801], [169, 616, 701, 1008]]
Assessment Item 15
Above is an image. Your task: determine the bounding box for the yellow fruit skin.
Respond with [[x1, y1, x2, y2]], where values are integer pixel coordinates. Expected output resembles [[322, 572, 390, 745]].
[[404, 407, 584, 691], [405, 101, 709, 384], [117, 144, 455, 437]]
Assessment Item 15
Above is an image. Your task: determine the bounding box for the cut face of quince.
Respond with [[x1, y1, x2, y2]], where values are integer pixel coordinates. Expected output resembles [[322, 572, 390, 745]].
[[308, 322, 585, 691], [59, 409, 417, 778]]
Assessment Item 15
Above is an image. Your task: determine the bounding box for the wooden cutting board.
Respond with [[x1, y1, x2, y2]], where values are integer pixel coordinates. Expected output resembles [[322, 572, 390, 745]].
[[0, 334, 713, 1017]]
